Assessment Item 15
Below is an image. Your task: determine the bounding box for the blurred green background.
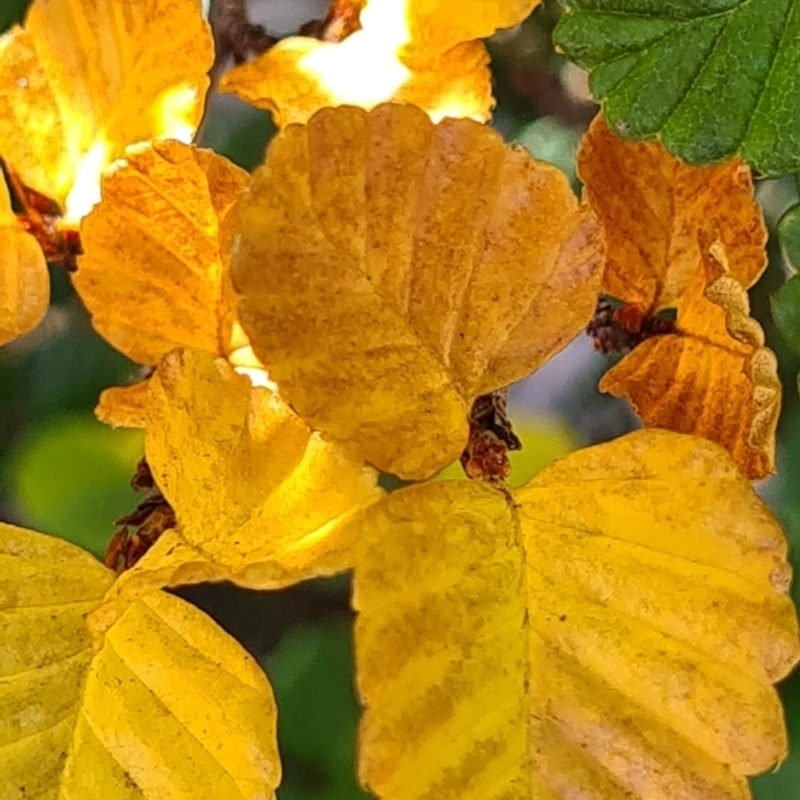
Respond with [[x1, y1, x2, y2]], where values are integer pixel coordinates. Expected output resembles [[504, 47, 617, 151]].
[[1, 1, 799, 798]]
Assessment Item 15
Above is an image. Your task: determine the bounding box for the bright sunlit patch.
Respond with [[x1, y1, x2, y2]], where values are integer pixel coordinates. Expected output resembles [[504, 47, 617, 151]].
[[235, 366, 277, 391], [298, 0, 411, 108], [227, 330, 277, 391], [428, 98, 486, 124], [64, 138, 110, 223], [153, 84, 199, 144]]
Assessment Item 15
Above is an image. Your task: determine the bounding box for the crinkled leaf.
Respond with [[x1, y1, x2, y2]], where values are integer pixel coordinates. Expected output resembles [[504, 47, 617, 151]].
[[0, 0, 213, 219], [350, 430, 800, 800], [601, 241, 779, 480], [93, 349, 381, 625], [0, 177, 48, 346], [0, 523, 113, 797], [64, 590, 280, 799], [0, 524, 281, 796], [233, 104, 603, 479], [555, 0, 800, 176], [577, 113, 766, 311], [221, 0, 540, 126], [74, 141, 249, 366]]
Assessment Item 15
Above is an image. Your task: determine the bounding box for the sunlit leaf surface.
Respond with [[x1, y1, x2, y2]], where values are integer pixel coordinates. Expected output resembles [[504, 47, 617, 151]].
[[350, 430, 800, 800], [0, 176, 48, 346], [74, 141, 249, 366], [92, 348, 381, 625], [233, 104, 603, 478], [0, 0, 213, 220], [221, 0, 541, 126], [601, 241, 780, 480], [578, 113, 766, 312]]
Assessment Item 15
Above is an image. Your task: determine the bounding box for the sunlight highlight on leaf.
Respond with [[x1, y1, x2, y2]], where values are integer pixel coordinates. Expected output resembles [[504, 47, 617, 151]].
[[74, 141, 249, 367], [221, 0, 540, 126], [0, 0, 213, 218], [349, 430, 800, 800], [233, 104, 604, 479], [91, 349, 381, 625], [0, 177, 49, 346]]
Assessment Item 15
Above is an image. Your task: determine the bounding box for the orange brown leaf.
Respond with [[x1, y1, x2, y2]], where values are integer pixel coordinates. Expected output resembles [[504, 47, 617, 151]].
[[0, 0, 213, 221], [577, 113, 767, 312], [232, 104, 604, 479], [600, 240, 780, 480]]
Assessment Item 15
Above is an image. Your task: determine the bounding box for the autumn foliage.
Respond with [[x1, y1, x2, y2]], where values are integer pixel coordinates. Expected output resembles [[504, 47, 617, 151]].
[[1, 1, 800, 799]]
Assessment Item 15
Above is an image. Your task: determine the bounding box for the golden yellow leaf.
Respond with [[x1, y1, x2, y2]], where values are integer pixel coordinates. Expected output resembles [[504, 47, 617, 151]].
[[92, 348, 381, 625], [74, 141, 249, 366], [62, 591, 280, 799], [94, 380, 150, 429], [0, 524, 281, 797], [220, 0, 540, 126], [350, 430, 800, 800], [0, 522, 113, 797], [233, 103, 603, 479], [0, 177, 49, 346], [0, 0, 213, 221], [402, 0, 542, 51], [600, 240, 780, 480], [577, 113, 767, 311]]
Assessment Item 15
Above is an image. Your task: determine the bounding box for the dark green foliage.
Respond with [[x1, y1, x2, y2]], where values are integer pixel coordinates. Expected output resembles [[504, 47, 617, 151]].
[[555, 0, 800, 175]]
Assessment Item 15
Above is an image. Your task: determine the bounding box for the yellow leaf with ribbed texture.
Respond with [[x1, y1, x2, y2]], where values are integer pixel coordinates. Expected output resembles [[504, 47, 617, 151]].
[[0, 525, 281, 797], [0, 0, 212, 221], [350, 430, 800, 800], [233, 104, 604, 479], [221, 0, 540, 127], [91, 348, 381, 629], [0, 177, 49, 346], [0, 523, 113, 798], [74, 141, 250, 367], [61, 590, 280, 799]]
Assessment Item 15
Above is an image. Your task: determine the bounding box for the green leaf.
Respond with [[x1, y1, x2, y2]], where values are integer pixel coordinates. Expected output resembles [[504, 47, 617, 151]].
[[268, 618, 369, 799], [773, 275, 800, 356], [780, 203, 800, 269], [554, 0, 800, 176], [7, 415, 142, 556]]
